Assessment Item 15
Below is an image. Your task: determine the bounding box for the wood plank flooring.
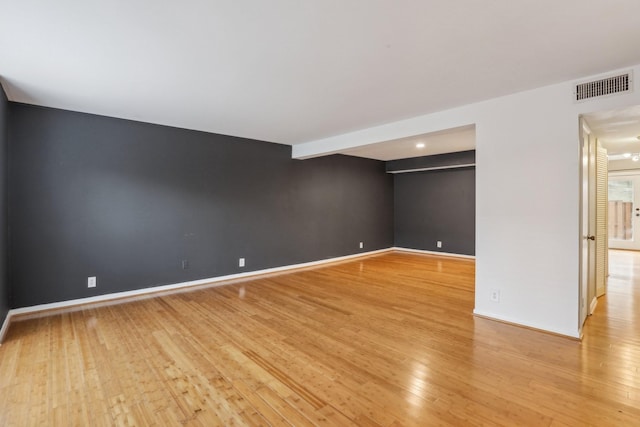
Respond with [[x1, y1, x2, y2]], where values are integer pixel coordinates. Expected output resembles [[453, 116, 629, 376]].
[[0, 251, 639, 426]]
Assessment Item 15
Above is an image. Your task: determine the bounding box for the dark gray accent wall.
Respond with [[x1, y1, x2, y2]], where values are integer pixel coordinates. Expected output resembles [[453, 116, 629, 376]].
[[393, 161, 475, 255], [0, 85, 8, 325], [386, 150, 475, 173], [8, 104, 393, 308]]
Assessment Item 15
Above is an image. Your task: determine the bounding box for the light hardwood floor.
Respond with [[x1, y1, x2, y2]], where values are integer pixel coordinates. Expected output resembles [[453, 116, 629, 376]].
[[0, 251, 639, 426]]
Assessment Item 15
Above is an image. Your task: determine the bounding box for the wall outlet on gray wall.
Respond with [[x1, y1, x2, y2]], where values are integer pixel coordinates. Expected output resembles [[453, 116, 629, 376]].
[[436, 241, 442, 248], [239, 258, 245, 267], [181, 260, 189, 269], [490, 289, 501, 302], [87, 276, 96, 288], [359, 242, 363, 249]]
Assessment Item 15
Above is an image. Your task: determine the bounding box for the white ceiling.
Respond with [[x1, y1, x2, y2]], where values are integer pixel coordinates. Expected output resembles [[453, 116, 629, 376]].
[[2, 1, 640, 158], [584, 105, 640, 158], [340, 125, 475, 161]]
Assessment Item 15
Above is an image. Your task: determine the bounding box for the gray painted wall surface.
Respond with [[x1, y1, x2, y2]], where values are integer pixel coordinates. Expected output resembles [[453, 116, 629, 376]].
[[394, 165, 475, 255], [0, 85, 8, 324], [8, 104, 393, 308]]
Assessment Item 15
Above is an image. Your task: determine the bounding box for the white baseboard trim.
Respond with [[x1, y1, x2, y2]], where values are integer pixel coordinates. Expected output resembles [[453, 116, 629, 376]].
[[392, 247, 475, 259], [0, 248, 393, 343], [589, 296, 598, 315], [0, 313, 10, 345], [473, 309, 580, 339]]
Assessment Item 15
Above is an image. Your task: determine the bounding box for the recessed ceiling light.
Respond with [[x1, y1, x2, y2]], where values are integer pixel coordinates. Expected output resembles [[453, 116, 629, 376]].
[[416, 143, 425, 148], [624, 153, 632, 158], [633, 155, 639, 162]]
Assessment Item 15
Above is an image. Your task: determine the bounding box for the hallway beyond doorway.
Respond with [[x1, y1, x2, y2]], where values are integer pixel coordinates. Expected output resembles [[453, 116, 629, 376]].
[[591, 250, 640, 317]]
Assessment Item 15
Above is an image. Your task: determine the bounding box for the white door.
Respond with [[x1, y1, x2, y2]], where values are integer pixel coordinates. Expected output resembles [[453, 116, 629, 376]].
[[580, 120, 595, 326], [609, 173, 640, 250], [596, 146, 608, 297]]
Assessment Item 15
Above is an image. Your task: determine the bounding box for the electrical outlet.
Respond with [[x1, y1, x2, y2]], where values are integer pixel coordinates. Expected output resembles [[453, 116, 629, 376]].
[[359, 242, 363, 249], [490, 289, 501, 302], [87, 276, 96, 288], [181, 260, 189, 269], [239, 258, 245, 267], [437, 241, 442, 248]]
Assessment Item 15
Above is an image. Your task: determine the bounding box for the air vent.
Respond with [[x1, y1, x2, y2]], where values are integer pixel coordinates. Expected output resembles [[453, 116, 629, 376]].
[[575, 71, 632, 102]]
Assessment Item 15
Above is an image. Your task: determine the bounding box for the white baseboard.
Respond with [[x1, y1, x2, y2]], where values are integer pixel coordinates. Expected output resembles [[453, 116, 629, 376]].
[[473, 309, 580, 339], [392, 246, 475, 259], [590, 296, 598, 315], [0, 312, 10, 345], [0, 248, 393, 343]]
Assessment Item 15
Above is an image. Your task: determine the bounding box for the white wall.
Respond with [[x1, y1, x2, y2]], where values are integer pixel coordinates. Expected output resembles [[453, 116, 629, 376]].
[[293, 64, 640, 338]]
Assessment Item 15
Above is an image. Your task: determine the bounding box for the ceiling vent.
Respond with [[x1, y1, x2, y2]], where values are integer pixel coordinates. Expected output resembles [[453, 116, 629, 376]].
[[575, 71, 632, 102]]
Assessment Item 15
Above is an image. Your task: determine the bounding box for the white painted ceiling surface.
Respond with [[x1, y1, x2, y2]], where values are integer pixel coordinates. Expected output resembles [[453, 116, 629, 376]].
[[584, 105, 640, 158], [2, 1, 640, 156], [340, 125, 475, 161]]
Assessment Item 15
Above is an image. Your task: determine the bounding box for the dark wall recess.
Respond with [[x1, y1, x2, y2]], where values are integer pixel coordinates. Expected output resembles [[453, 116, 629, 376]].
[[386, 150, 475, 173], [393, 163, 475, 256], [0, 85, 8, 325], [8, 104, 393, 308]]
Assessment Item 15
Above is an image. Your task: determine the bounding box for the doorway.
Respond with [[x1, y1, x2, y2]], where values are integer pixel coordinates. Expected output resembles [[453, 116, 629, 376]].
[[609, 172, 640, 250], [581, 104, 640, 333]]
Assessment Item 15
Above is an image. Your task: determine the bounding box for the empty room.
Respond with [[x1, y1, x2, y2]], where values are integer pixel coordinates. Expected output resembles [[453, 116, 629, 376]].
[[1, 1, 640, 426]]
